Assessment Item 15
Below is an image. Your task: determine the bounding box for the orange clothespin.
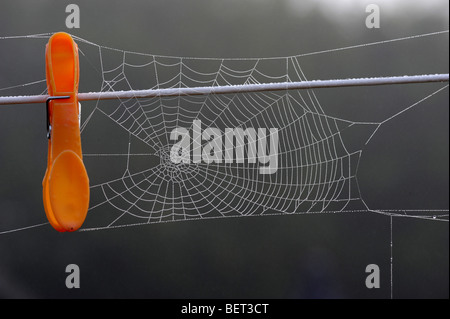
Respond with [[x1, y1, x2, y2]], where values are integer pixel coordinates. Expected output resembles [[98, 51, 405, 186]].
[[42, 32, 89, 232]]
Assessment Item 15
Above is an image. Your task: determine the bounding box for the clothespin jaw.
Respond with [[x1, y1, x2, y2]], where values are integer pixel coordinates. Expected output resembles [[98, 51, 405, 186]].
[[43, 32, 89, 232]]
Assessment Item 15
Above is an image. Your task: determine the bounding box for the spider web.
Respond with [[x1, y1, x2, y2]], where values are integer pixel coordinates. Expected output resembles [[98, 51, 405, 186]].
[[0, 31, 448, 234], [77, 31, 449, 230]]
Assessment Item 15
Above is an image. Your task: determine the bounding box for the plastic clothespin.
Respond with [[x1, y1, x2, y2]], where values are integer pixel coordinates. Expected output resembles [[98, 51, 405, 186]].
[[42, 32, 89, 232]]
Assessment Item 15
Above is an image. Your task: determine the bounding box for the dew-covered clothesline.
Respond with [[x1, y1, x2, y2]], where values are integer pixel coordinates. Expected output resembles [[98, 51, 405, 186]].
[[0, 73, 448, 106]]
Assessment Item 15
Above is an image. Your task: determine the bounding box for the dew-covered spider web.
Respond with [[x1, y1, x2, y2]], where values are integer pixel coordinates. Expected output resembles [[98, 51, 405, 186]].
[[0, 30, 448, 236]]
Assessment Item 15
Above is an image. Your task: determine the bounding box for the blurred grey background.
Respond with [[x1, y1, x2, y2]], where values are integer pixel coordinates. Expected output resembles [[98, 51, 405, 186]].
[[0, 0, 448, 298]]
